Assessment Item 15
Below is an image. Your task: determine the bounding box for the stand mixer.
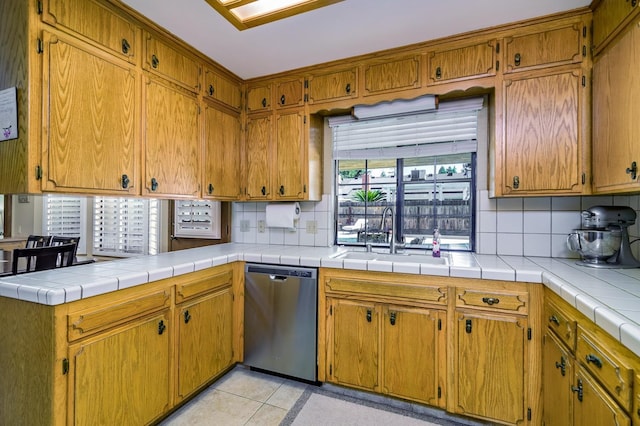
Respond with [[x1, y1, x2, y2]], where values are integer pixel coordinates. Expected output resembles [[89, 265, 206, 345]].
[[567, 205, 640, 268]]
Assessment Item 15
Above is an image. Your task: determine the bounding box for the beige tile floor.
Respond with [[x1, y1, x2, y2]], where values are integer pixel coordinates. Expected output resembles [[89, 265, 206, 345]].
[[159, 366, 308, 426]]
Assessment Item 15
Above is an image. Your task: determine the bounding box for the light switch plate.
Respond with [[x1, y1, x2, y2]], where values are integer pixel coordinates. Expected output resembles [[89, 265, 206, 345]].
[[257, 220, 266, 233]]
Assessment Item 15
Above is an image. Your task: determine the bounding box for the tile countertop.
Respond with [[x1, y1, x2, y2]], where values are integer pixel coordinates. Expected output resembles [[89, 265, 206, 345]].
[[0, 243, 639, 357]]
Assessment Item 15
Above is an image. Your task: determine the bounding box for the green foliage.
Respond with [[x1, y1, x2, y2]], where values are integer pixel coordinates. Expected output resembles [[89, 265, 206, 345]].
[[351, 189, 386, 202], [340, 169, 364, 179]]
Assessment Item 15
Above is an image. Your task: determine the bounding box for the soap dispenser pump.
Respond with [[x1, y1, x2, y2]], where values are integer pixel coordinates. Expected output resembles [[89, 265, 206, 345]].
[[432, 228, 441, 258]]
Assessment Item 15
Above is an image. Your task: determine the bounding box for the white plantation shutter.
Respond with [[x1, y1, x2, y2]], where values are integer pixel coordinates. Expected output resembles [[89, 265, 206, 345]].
[[93, 197, 159, 256], [43, 195, 87, 254]]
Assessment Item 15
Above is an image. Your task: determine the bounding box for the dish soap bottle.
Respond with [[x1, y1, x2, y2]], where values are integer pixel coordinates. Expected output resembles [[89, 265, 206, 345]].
[[432, 228, 441, 258]]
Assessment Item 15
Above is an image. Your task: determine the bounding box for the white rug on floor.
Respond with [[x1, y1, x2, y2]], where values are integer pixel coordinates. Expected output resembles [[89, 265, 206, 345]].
[[290, 393, 440, 426]]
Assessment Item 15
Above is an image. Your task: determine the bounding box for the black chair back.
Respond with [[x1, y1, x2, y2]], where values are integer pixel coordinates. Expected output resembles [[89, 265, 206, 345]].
[[12, 243, 76, 274], [50, 236, 80, 263], [25, 235, 53, 248]]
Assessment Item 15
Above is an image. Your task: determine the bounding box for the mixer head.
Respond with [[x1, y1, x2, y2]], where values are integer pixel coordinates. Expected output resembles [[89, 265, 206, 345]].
[[581, 205, 636, 229]]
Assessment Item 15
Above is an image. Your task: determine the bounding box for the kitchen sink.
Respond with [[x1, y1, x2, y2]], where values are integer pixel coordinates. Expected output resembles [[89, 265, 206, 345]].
[[335, 250, 449, 265]]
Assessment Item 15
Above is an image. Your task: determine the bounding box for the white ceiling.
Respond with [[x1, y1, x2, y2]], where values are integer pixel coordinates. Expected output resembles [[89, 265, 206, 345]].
[[121, 0, 591, 80]]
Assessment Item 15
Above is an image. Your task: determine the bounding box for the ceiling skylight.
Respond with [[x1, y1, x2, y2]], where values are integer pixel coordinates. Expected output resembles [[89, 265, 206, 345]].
[[205, 0, 344, 30]]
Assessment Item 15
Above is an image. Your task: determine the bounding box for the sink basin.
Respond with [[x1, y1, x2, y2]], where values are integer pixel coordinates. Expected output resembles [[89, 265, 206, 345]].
[[335, 251, 449, 265]]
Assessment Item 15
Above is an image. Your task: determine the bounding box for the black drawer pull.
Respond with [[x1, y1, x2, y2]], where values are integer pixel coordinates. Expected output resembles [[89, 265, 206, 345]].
[[549, 315, 560, 325], [482, 297, 500, 306], [585, 354, 603, 369]]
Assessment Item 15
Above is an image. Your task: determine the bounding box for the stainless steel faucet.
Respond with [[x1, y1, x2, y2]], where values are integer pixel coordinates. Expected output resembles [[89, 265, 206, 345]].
[[381, 206, 401, 254]]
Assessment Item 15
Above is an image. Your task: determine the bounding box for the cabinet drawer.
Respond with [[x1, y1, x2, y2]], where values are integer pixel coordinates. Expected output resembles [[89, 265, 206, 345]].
[[456, 288, 528, 314], [143, 32, 200, 92], [427, 41, 495, 84], [175, 267, 233, 304], [593, 0, 640, 52], [204, 68, 242, 110], [325, 276, 447, 305], [308, 67, 358, 104], [504, 24, 584, 72], [68, 289, 171, 341], [363, 54, 421, 96], [274, 78, 305, 109], [576, 326, 634, 411], [42, 0, 138, 63], [545, 299, 577, 351], [247, 84, 272, 112]]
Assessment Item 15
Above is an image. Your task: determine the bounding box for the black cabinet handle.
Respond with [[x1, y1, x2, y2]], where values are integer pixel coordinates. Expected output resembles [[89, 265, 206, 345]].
[[435, 66, 442, 79], [261, 98, 267, 108], [626, 161, 637, 180], [482, 297, 500, 306], [151, 54, 159, 68], [121, 174, 130, 189], [389, 312, 396, 326], [366, 309, 372, 322], [585, 354, 603, 369], [514, 53, 521, 66], [280, 94, 286, 105], [345, 83, 351, 94], [184, 310, 191, 324], [513, 176, 520, 189], [121, 38, 130, 55], [279, 185, 285, 195], [158, 320, 166, 335], [571, 379, 583, 402], [261, 186, 266, 196], [549, 315, 560, 325], [555, 356, 566, 376], [208, 85, 214, 96], [151, 177, 158, 191], [465, 319, 472, 333], [208, 183, 214, 194]]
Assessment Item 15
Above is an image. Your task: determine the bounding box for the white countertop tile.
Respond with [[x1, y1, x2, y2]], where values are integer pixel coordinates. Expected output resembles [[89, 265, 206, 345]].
[[367, 260, 394, 273]]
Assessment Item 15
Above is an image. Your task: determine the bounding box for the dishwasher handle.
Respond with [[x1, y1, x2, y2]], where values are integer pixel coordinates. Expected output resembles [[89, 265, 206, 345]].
[[269, 274, 288, 282]]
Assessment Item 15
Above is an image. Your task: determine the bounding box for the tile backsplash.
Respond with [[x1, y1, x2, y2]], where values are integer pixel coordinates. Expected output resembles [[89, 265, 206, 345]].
[[232, 192, 640, 259]]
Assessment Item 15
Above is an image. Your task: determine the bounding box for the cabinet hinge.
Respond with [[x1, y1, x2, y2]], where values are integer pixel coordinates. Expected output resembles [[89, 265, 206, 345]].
[[527, 328, 532, 340], [329, 305, 333, 315], [304, 115, 307, 124], [437, 386, 442, 398], [304, 79, 309, 88], [35, 165, 42, 180], [438, 318, 442, 330], [36, 0, 43, 14], [582, 45, 587, 57], [495, 60, 499, 72], [495, 42, 500, 53], [582, 173, 586, 185], [527, 408, 532, 421], [582, 76, 586, 87], [62, 358, 69, 375], [304, 94, 308, 102], [583, 26, 587, 38], [329, 364, 332, 376], [303, 184, 307, 193], [36, 38, 43, 54]]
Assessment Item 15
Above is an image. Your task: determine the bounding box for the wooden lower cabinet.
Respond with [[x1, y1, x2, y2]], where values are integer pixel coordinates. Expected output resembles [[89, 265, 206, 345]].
[[176, 286, 234, 401], [574, 365, 631, 426], [542, 330, 573, 426], [68, 311, 172, 426]]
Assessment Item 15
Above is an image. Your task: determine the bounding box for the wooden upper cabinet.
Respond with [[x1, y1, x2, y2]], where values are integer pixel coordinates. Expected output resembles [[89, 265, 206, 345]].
[[41, 31, 139, 195], [504, 22, 585, 73], [593, 0, 640, 53], [275, 109, 307, 199], [427, 40, 495, 85], [246, 83, 272, 113], [592, 14, 640, 193], [245, 114, 272, 199], [143, 32, 200, 92], [143, 77, 200, 198], [307, 67, 358, 104], [203, 68, 242, 110], [501, 67, 586, 195], [363, 54, 421, 96], [274, 78, 305, 109], [41, 0, 138, 63], [203, 103, 242, 200]]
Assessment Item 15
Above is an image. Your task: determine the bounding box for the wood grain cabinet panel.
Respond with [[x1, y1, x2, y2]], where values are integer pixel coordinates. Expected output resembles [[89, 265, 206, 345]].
[[246, 83, 272, 113], [307, 67, 358, 104], [573, 366, 632, 426], [143, 32, 200, 92], [42, 31, 139, 194], [143, 77, 200, 197], [504, 23, 584, 73], [203, 68, 242, 110], [68, 311, 172, 426], [363, 54, 421, 96], [203, 104, 242, 200], [245, 114, 272, 200], [275, 78, 305, 109], [427, 41, 495, 85], [542, 331, 573, 426], [275, 109, 307, 199], [593, 0, 640, 53], [592, 17, 640, 193], [501, 67, 585, 195], [42, 0, 138, 63]]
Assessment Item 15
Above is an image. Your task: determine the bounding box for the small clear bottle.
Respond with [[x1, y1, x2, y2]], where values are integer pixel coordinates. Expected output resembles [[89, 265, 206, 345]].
[[432, 228, 441, 258]]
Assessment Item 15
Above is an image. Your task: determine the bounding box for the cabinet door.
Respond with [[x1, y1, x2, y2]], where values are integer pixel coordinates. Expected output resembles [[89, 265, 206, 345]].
[[144, 78, 200, 197], [382, 305, 444, 407], [176, 287, 233, 401], [427, 41, 495, 84], [275, 78, 305, 109], [246, 84, 272, 113], [363, 54, 421, 96], [69, 312, 171, 426], [204, 68, 242, 110], [275, 109, 307, 200], [307, 68, 358, 104], [505, 23, 584, 73], [592, 20, 640, 193], [42, 0, 138, 63], [42, 31, 138, 194], [542, 331, 573, 426], [502, 68, 584, 195], [573, 366, 631, 426], [327, 298, 379, 391], [455, 311, 526, 424], [245, 114, 272, 199], [143, 32, 200, 92], [203, 104, 242, 199], [593, 0, 640, 52]]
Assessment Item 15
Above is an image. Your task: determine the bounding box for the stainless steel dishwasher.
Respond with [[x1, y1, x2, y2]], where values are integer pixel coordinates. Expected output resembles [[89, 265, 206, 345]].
[[244, 263, 318, 382]]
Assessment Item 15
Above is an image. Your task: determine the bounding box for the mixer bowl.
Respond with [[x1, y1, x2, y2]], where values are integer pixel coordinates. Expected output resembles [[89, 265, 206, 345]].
[[567, 229, 622, 261]]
